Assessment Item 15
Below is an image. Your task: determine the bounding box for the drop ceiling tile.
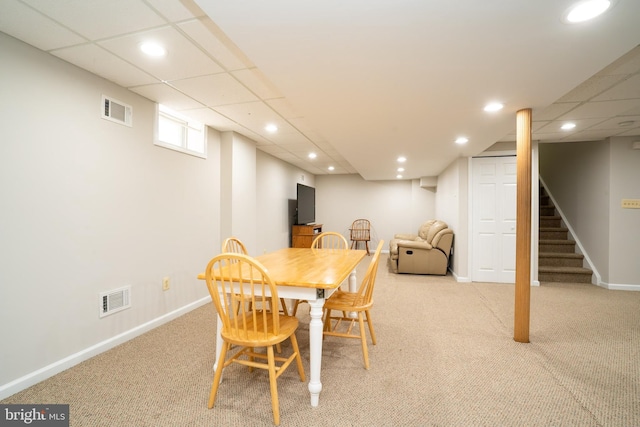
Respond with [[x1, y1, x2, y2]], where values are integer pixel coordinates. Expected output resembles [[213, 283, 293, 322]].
[[178, 18, 250, 71], [170, 73, 257, 107], [0, 0, 86, 50], [555, 74, 628, 103], [177, 107, 240, 131], [129, 83, 204, 110], [561, 129, 625, 141], [146, 0, 204, 21], [598, 45, 640, 76], [22, 0, 166, 40], [559, 100, 640, 120], [99, 26, 224, 81], [616, 127, 640, 137], [212, 101, 282, 134], [534, 102, 580, 121], [587, 115, 640, 130], [592, 74, 640, 101], [52, 43, 158, 87]]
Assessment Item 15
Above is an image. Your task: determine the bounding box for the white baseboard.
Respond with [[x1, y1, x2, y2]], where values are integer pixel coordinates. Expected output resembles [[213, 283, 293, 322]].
[[0, 296, 211, 400], [597, 282, 640, 291]]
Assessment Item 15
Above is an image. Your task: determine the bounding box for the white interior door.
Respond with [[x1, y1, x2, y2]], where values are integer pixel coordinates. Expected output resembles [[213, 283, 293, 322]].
[[471, 156, 517, 283]]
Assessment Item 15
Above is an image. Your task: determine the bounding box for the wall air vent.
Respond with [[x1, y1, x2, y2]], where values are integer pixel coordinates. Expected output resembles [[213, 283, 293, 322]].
[[101, 95, 132, 127], [100, 286, 131, 318]]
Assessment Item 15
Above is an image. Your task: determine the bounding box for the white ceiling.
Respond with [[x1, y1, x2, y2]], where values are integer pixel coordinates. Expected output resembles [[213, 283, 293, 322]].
[[2, 0, 640, 180]]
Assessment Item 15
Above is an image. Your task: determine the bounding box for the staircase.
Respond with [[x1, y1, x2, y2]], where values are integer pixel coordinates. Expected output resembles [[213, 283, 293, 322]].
[[538, 185, 593, 284]]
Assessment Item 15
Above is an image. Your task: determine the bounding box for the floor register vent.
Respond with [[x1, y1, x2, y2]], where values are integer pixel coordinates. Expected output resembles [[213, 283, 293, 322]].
[[100, 286, 131, 318]]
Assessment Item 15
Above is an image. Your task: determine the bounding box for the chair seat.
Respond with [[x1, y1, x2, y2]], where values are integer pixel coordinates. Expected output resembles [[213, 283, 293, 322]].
[[324, 291, 372, 312], [222, 314, 299, 347]]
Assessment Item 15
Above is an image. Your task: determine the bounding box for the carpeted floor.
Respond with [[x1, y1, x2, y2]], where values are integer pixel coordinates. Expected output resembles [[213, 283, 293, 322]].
[[3, 254, 639, 426]]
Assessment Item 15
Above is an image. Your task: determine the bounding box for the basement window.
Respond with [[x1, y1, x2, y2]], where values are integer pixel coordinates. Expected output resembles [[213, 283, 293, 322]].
[[155, 104, 206, 158]]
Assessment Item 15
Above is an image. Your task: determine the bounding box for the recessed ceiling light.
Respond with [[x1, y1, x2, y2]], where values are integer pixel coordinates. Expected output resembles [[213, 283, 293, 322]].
[[396, 174, 403, 179], [455, 137, 469, 144], [564, 0, 612, 23], [140, 41, 166, 57], [265, 124, 278, 133], [397, 156, 407, 163], [484, 102, 504, 112], [397, 167, 405, 172], [308, 152, 317, 159], [561, 122, 576, 130], [328, 166, 335, 171]]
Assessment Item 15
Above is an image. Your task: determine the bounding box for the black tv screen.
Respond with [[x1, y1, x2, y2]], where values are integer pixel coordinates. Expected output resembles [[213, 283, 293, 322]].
[[296, 183, 315, 225]]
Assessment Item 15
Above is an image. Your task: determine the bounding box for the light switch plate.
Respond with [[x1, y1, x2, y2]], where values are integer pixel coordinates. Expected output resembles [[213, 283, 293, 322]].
[[621, 199, 640, 209]]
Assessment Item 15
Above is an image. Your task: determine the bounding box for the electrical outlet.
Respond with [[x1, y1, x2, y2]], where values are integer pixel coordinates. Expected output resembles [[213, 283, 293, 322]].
[[621, 199, 640, 209], [162, 277, 170, 291]]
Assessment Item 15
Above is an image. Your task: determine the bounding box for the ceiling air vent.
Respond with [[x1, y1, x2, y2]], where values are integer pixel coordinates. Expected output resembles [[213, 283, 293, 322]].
[[101, 95, 132, 127], [100, 285, 131, 318]]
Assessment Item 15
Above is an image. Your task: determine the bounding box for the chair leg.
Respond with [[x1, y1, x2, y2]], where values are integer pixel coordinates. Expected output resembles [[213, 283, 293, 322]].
[[365, 241, 370, 255], [357, 313, 370, 370], [208, 341, 229, 409], [365, 310, 377, 345], [266, 345, 280, 426], [292, 299, 308, 316], [279, 298, 289, 316], [289, 333, 306, 382]]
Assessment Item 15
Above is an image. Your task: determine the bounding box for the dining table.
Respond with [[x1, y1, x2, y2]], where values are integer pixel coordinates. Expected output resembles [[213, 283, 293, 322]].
[[198, 246, 367, 407]]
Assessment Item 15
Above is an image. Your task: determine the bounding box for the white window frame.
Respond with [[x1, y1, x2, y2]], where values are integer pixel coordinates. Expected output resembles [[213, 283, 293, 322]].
[[155, 104, 207, 158]]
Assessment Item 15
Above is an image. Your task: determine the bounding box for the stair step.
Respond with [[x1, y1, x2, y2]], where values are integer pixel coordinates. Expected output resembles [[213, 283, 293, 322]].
[[539, 252, 584, 267], [538, 266, 593, 284], [539, 227, 569, 240], [539, 239, 576, 253], [540, 206, 556, 216], [540, 215, 562, 227]]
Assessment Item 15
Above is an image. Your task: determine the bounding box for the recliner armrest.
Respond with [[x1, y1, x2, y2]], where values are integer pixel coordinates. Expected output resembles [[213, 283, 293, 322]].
[[393, 233, 417, 240], [395, 240, 433, 251]]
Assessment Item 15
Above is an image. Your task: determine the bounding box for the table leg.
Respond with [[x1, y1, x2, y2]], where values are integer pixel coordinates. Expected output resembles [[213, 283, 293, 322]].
[[348, 269, 358, 318], [213, 290, 225, 371], [308, 297, 325, 407], [214, 318, 223, 371]]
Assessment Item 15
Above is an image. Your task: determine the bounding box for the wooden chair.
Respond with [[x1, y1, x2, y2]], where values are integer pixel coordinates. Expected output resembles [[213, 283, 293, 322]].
[[204, 253, 306, 426], [349, 219, 371, 255], [291, 232, 349, 316], [322, 240, 384, 369], [311, 231, 349, 250], [222, 237, 289, 316]]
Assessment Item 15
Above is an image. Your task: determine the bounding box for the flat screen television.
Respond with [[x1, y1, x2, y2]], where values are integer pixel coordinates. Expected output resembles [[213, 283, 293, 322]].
[[296, 183, 316, 225]]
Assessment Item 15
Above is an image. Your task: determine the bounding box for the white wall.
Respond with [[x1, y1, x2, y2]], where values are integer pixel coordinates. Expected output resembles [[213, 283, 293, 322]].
[[436, 158, 469, 280], [315, 174, 436, 252], [0, 33, 219, 395], [255, 151, 315, 254], [608, 137, 640, 286]]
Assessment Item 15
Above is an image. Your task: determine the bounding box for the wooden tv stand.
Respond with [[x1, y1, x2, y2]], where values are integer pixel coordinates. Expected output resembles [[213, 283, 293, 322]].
[[291, 224, 323, 248]]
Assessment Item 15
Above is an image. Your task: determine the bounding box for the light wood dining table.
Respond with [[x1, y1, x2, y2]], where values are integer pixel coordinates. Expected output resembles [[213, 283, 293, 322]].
[[198, 247, 367, 407]]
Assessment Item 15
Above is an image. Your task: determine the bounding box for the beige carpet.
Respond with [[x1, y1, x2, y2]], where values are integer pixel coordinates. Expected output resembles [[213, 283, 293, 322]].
[[3, 255, 639, 426]]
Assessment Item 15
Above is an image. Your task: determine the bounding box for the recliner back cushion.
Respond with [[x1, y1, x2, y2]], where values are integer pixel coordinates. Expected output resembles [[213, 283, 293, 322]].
[[418, 220, 448, 243]]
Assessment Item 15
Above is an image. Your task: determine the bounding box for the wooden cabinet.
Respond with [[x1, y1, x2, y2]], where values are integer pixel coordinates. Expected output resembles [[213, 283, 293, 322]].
[[291, 224, 323, 248]]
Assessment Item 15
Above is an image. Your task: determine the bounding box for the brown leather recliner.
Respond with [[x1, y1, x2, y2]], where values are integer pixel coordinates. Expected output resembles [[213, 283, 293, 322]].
[[389, 220, 454, 275]]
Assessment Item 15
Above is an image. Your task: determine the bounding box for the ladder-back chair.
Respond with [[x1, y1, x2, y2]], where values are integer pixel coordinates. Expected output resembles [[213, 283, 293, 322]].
[[291, 232, 349, 316], [322, 240, 384, 369], [204, 253, 306, 426], [222, 237, 289, 316], [349, 219, 371, 255]]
